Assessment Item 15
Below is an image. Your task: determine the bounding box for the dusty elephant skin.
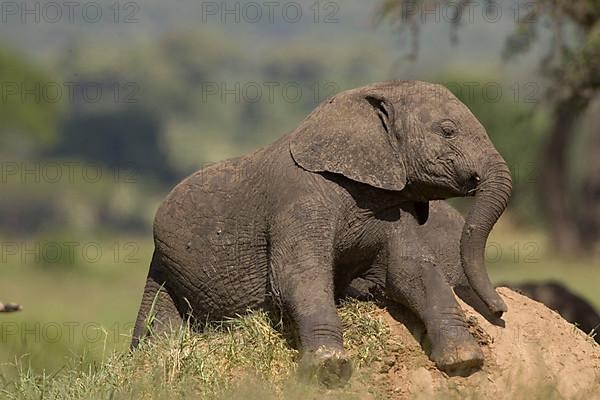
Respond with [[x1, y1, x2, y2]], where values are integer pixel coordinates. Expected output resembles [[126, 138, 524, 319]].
[[346, 200, 470, 302], [132, 80, 513, 385]]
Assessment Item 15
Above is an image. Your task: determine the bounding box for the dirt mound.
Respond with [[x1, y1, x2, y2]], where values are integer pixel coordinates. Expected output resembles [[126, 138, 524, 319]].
[[369, 287, 600, 399]]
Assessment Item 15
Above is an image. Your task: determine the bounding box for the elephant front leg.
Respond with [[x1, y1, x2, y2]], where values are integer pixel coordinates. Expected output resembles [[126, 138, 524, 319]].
[[272, 248, 352, 386], [387, 231, 483, 374], [291, 286, 352, 387]]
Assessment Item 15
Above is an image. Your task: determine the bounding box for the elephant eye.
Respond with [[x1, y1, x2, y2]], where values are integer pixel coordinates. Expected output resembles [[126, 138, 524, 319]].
[[438, 120, 458, 138]]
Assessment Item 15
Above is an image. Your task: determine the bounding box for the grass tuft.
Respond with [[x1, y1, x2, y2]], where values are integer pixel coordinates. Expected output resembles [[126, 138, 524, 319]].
[[2, 301, 394, 399]]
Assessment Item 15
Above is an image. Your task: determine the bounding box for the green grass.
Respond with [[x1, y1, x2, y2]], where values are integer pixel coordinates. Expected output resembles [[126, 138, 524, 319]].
[[0, 234, 152, 375], [2, 301, 394, 399]]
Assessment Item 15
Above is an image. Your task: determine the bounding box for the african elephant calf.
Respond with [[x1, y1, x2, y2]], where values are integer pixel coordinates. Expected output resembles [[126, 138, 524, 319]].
[[132, 81, 512, 384]]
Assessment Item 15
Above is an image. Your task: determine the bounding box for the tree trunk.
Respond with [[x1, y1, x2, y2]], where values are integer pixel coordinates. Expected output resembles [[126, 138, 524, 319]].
[[540, 96, 588, 253], [579, 100, 600, 253]]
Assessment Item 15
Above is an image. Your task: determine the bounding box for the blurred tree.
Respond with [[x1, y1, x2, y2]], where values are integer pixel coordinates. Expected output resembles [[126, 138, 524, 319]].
[[580, 99, 600, 251], [53, 29, 391, 173], [52, 31, 245, 176], [53, 106, 176, 184], [379, 0, 600, 253], [0, 46, 61, 151]]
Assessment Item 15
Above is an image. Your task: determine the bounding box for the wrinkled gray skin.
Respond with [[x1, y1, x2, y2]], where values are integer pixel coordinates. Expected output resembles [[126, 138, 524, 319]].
[[346, 200, 469, 302], [132, 81, 512, 385]]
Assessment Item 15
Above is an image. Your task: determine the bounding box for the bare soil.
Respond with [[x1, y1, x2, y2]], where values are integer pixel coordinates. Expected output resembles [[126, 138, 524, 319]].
[[363, 287, 600, 399]]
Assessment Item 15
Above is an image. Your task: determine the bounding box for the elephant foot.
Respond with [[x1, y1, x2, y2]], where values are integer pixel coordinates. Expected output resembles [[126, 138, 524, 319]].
[[298, 346, 353, 388], [429, 334, 483, 376]]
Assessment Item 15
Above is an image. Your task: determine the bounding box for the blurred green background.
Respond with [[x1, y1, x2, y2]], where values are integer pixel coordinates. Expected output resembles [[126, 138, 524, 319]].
[[0, 0, 598, 379]]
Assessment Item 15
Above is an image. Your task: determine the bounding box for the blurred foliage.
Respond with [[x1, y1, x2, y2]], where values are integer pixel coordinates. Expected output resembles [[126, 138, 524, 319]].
[[53, 107, 176, 184], [500, 0, 600, 251], [502, 1, 600, 95], [0, 170, 161, 237], [0, 46, 62, 153], [49, 30, 393, 176]]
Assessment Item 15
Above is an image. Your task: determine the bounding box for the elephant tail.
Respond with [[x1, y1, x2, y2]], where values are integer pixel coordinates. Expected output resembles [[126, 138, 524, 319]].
[[131, 251, 182, 349]]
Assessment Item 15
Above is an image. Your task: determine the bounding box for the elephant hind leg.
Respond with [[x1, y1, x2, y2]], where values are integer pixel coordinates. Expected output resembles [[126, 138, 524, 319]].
[[131, 252, 183, 349]]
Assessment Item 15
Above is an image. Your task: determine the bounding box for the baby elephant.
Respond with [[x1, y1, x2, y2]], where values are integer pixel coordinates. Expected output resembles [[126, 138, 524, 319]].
[[132, 81, 512, 385]]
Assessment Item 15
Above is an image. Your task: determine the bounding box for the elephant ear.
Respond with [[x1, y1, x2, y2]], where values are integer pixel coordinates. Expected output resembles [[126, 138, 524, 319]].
[[289, 92, 406, 191]]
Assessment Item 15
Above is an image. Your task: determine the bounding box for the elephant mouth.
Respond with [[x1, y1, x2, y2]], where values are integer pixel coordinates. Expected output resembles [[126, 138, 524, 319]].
[[461, 173, 480, 197], [441, 180, 477, 198]]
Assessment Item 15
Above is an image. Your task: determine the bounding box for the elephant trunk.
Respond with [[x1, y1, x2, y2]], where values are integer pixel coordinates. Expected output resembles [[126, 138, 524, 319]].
[[460, 154, 512, 317]]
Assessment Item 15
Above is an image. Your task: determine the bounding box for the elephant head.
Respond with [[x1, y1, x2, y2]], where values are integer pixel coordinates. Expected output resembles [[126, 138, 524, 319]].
[[290, 80, 512, 317]]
